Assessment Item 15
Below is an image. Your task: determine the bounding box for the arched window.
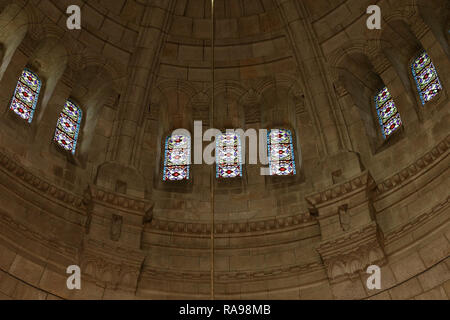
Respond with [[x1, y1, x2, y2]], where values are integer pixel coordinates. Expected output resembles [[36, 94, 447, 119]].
[[374, 87, 402, 139], [10, 69, 41, 123], [267, 129, 296, 176], [163, 134, 191, 181], [216, 132, 242, 179], [411, 51, 443, 105], [54, 100, 82, 154]]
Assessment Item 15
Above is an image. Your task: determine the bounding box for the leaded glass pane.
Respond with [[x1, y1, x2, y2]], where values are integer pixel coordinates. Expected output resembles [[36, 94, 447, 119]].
[[375, 87, 402, 139], [268, 129, 296, 176], [10, 69, 41, 123], [383, 113, 402, 137], [54, 100, 82, 154], [163, 134, 191, 181], [216, 133, 242, 179], [412, 51, 443, 105]]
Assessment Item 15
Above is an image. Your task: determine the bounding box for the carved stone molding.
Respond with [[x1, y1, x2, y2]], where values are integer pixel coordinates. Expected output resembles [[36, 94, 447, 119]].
[[141, 261, 324, 282], [0, 148, 85, 211], [384, 196, 450, 245], [148, 213, 314, 235], [84, 184, 153, 248], [305, 171, 376, 210], [306, 171, 385, 281], [80, 239, 145, 290], [375, 135, 450, 195], [317, 223, 386, 282]]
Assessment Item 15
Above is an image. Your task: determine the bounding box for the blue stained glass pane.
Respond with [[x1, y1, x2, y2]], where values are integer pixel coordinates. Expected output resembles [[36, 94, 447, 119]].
[[63, 100, 82, 123], [412, 51, 442, 105], [268, 129, 296, 176], [10, 99, 33, 121], [383, 113, 402, 137], [164, 165, 189, 181], [216, 133, 242, 179], [15, 82, 36, 107], [217, 165, 241, 179], [375, 87, 402, 139], [412, 51, 431, 74], [163, 134, 191, 181], [167, 135, 190, 149], [269, 144, 293, 162], [377, 99, 398, 124], [375, 87, 391, 107], [20, 69, 41, 93], [54, 100, 82, 154], [10, 69, 41, 123], [421, 80, 442, 103], [54, 129, 74, 152], [57, 114, 77, 138], [270, 161, 295, 176]]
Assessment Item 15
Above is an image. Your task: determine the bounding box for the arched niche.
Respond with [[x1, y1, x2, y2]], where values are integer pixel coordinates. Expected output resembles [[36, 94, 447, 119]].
[[69, 65, 118, 167], [416, 0, 450, 58], [26, 37, 68, 124], [0, 2, 28, 81], [213, 89, 245, 130], [336, 52, 404, 156], [380, 19, 423, 114], [259, 85, 305, 187]]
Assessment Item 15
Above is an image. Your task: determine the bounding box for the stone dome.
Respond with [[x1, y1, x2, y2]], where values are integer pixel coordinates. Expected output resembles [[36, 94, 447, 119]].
[[0, 0, 448, 300]]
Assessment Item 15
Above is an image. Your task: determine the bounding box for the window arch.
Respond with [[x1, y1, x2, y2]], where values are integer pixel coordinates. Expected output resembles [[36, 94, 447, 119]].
[[54, 100, 82, 154], [374, 87, 402, 139], [216, 132, 242, 179], [267, 129, 296, 176], [411, 51, 443, 105], [10, 68, 41, 123], [163, 134, 191, 181]]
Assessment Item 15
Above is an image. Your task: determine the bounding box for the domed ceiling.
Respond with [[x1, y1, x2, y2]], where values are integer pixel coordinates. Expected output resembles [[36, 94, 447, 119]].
[[0, 0, 448, 301]]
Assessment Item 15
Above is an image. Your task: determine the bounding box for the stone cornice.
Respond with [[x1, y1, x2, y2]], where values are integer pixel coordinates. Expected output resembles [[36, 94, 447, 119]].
[[375, 135, 450, 196], [86, 184, 153, 215], [305, 171, 376, 208], [384, 196, 450, 245], [0, 209, 78, 259], [141, 261, 324, 282], [147, 214, 315, 235], [0, 148, 86, 212]]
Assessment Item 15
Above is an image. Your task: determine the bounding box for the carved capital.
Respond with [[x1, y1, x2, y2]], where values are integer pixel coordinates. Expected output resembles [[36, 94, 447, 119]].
[[317, 223, 386, 282]]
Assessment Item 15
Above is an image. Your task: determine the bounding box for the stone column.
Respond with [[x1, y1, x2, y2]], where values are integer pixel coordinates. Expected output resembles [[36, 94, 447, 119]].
[[275, 0, 343, 156], [96, 1, 175, 196]]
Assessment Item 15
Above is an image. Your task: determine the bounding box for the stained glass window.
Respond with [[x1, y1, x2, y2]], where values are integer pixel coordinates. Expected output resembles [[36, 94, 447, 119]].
[[10, 69, 41, 123], [374, 87, 402, 139], [267, 129, 296, 176], [54, 100, 82, 154], [412, 51, 443, 105], [216, 132, 242, 179], [163, 134, 191, 181]]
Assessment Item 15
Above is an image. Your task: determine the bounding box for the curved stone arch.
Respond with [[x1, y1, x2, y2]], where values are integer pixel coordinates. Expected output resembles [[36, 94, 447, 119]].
[[207, 79, 248, 101], [155, 79, 198, 103], [327, 40, 379, 84], [78, 51, 127, 94], [21, 2, 44, 41]]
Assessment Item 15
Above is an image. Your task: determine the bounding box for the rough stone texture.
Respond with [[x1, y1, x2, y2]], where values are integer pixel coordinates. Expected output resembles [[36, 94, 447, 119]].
[[0, 0, 448, 300]]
